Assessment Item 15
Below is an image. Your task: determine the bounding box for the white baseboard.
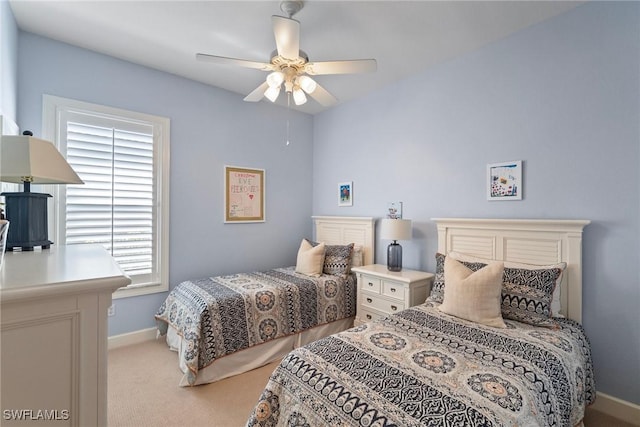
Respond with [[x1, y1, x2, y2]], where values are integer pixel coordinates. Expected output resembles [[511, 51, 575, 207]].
[[592, 391, 640, 426], [108, 327, 157, 350]]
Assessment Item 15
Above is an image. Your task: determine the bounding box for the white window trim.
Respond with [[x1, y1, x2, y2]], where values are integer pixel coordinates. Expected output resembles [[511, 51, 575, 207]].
[[42, 94, 170, 299]]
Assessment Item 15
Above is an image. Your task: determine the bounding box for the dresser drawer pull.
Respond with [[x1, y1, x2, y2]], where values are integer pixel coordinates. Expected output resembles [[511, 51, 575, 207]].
[[366, 298, 373, 303], [366, 314, 372, 320], [391, 305, 398, 311], [390, 288, 396, 292], [368, 282, 374, 287]]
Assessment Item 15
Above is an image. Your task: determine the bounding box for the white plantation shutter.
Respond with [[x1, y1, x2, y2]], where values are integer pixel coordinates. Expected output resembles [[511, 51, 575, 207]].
[[45, 95, 169, 296], [65, 121, 154, 280]]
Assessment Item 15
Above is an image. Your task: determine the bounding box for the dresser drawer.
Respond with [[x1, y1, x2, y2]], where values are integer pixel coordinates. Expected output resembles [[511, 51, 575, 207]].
[[360, 275, 381, 294], [381, 280, 404, 300], [362, 293, 405, 314]]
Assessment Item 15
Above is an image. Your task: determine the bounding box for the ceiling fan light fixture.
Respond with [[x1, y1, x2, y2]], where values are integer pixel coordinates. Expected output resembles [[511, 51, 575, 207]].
[[264, 85, 281, 102], [292, 87, 307, 105], [297, 75, 317, 94], [266, 71, 285, 88]]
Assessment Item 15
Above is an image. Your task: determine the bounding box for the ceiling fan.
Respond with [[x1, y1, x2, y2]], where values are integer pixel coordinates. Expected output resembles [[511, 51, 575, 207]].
[[196, 0, 377, 107]]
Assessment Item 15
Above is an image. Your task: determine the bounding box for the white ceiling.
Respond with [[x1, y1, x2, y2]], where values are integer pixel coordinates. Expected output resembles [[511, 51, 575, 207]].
[[9, 0, 582, 115]]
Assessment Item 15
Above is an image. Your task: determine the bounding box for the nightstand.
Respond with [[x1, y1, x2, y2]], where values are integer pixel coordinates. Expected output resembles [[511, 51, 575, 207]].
[[351, 264, 434, 325]]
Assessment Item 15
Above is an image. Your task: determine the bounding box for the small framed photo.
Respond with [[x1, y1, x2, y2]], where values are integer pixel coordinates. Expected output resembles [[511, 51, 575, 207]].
[[487, 160, 522, 201], [387, 202, 403, 219], [338, 181, 353, 206]]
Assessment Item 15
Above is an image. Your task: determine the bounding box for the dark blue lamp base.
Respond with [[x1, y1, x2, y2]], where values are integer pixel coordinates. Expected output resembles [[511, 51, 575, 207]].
[[387, 241, 403, 272], [1, 192, 52, 251]]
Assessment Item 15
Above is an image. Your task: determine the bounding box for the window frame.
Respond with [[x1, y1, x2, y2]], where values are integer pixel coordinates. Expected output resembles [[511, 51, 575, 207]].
[[42, 95, 170, 299]]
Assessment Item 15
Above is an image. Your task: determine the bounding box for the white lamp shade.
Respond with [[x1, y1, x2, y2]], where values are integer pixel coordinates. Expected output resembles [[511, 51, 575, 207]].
[[266, 71, 284, 88], [298, 75, 317, 94], [380, 218, 412, 241], [264, 85, 281, 102], [1, 135, 83, 184], [292, 88, 307, 105]]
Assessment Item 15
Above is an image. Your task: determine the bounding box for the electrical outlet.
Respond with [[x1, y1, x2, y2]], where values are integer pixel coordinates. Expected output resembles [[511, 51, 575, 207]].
[[107, 304, 115, 317]]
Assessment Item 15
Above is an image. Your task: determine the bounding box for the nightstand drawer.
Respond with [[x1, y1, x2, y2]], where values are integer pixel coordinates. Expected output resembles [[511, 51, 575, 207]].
[[382, 281, 404, 300], [359, 308, 385, 323], [362, 294, 405, 314], [360, 275, 381, 294]]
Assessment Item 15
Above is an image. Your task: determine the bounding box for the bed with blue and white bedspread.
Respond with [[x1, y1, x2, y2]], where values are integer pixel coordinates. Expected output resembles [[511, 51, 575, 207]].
[[247, 301, 595, 427], [155, 267, 356, 386]]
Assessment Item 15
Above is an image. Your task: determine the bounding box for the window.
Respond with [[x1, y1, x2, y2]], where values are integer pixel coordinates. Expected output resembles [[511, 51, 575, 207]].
[[43, 95, 170, 298]]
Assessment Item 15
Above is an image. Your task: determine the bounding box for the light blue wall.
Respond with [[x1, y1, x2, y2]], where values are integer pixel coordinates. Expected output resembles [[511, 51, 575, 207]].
[[16, 32, 315, 337], [313, 2, 639, 404], [0, 0, 18, 121], [10, 0, 639, 407]]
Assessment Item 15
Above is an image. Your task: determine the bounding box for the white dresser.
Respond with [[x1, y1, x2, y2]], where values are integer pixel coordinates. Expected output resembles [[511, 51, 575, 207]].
[[0, 245, 130, 427], [351, 264, 434, 326]]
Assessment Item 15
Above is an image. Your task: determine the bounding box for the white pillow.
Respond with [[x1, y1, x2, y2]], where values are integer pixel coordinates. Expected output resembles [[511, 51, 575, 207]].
[[295, 239, 325, 277], [351, 245, 365, 268], [438, 256, 506, 328], [448, 251, 566, 316]]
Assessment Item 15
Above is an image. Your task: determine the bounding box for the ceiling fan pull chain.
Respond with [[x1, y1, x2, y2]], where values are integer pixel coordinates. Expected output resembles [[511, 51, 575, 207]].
[[286, 92, 291, 146]]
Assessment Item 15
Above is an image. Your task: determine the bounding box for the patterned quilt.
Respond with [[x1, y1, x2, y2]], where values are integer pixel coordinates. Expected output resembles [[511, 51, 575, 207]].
[[248, 302, 595, 427], [155, 267, 356, 385]]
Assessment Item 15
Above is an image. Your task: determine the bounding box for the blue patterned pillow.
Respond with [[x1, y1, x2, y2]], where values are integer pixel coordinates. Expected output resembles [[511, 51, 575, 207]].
[[306, 239, 354, 278], [500, 266, 562, 329], [430, 252, 563, 329]]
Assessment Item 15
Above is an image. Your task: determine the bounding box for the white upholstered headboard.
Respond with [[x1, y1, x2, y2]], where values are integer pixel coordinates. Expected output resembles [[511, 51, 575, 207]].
[[433, 218, 590, 323], [313, 216, 375, 266]]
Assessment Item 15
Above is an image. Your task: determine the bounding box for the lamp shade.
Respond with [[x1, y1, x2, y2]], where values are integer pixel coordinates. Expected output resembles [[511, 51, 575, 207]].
[[380, 218, 412, 241], [0, 135, 83, 184]]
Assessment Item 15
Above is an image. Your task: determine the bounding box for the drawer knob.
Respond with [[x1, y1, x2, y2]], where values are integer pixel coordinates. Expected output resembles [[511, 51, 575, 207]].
[[366, 298, 373, 303], [390, 288, 396, 292], [391, 305, 398, 311], [368, 282, 374, 287], [366, 314, 372, 320]]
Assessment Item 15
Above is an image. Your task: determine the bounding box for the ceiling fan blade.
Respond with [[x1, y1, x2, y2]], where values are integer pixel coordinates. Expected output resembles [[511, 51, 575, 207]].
[[244, 81, 269, 102], [196, 53, 275, 71], [308, 82, 337, 107], [305, 59, 377, 75], [272, 16, 300, 60]]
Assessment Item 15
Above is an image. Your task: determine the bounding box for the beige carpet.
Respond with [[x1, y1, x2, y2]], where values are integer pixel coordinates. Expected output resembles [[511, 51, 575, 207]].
[[108, 338, 278, 427], [108, 339, 635, 427]]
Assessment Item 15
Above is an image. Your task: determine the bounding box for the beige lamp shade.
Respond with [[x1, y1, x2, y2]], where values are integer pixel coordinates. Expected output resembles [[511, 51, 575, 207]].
[[380, 218, 412, 241], [1, 135, 83, 184]]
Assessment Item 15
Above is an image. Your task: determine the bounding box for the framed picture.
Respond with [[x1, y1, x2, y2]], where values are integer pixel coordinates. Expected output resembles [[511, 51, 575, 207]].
[[338, 181, 353, 206], [487, 160, 522, 201], [225, 166, 265, 222], [387, 202, 403, 219]]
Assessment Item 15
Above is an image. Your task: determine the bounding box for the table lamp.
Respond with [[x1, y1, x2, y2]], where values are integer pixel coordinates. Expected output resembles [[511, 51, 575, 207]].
[[380, 218, 412, 272], [0, 131, 83, 251]]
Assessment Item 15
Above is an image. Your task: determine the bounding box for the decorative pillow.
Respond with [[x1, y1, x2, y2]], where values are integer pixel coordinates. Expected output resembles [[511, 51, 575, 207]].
[[448, 251, 565, 328], [351, 245, 365, 268], [428, 253, 486, 304], [295, 239, 325, 277], [438, 257, 506, 328], [306, 239, 354, 278], [500, 265, 562, 329]]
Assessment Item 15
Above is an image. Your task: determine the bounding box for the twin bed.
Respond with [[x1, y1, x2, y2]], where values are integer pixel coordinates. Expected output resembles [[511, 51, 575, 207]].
[[156, 216, 594, 426], [155, 216, 375, 386]]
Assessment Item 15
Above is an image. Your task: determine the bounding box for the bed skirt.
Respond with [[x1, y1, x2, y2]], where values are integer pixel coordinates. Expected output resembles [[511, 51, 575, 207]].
[[163, 316, 355, 386]]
